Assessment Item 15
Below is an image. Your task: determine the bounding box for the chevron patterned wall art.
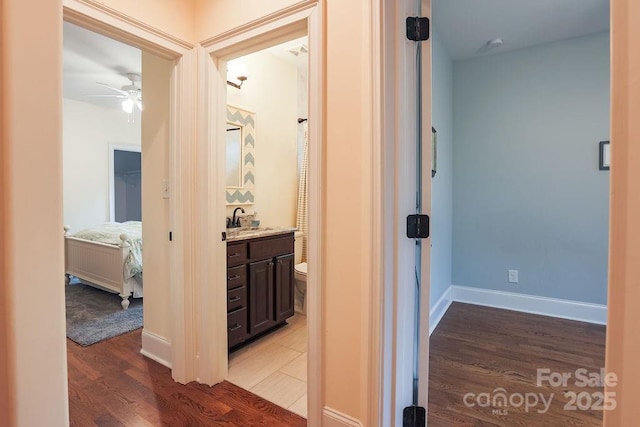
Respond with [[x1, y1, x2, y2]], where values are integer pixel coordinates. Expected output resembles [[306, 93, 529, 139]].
[[226, 105, 256, 205]]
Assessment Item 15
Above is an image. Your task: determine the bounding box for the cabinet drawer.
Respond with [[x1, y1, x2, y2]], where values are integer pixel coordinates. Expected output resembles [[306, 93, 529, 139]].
[[227, 265, 246, 290], [227, 243, 248, 267], [227, 307, 248, 348], [227, 286, 247, 312], [248, 235, 294, 260]]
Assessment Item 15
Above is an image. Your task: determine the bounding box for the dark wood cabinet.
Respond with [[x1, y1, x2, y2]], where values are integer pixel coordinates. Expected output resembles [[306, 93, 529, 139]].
[[248, 259, 276, 335], [275, 254, 295, 323], [226, 232, 295, 350]]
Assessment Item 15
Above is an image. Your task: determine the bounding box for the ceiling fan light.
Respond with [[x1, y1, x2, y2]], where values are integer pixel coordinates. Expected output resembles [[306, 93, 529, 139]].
[[137, 100, 143, 111], [122, 98, 134, 114]]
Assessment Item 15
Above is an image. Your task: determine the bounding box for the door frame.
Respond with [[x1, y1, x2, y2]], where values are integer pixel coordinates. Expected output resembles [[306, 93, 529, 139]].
[[62, 0, 197, 383], [378, 0, 433, 424], [197, 1, 325, 423]]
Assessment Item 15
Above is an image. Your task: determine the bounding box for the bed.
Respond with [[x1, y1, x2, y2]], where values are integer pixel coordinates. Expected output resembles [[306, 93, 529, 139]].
[[64, 221, 143, 309]]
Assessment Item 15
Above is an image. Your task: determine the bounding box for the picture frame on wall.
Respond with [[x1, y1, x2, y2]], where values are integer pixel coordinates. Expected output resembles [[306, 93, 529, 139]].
[[599, 140, 610, 171]]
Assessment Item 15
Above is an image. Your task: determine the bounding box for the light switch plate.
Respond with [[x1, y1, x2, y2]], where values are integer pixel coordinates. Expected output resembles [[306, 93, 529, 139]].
[[162, 179, 170, 199]]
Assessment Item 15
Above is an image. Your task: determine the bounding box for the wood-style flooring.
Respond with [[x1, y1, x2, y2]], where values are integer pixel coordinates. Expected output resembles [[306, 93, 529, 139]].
[[68, 303, 606, 426], [428, 302, 607, 426], [67, 330, 306, 426]]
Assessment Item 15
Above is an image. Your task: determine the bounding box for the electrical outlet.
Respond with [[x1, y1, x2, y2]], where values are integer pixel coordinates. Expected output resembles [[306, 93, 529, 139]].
[[508, 269, 519, 283]]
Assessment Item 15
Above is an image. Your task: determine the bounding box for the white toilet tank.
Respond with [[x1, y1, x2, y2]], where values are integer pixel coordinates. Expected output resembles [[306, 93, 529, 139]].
[[294, 262, 307, 314], [294, 231, 304, 264]]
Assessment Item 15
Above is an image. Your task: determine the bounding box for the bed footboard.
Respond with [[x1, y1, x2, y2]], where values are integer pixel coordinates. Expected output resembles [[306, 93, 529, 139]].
[[64, 226, 134, 309]]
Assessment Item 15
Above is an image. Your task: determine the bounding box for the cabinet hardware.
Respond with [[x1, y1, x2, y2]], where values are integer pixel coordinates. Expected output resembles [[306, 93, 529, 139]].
[[229, 253, 241, 258], [228, 296, 241, 303], [228, 324, 242, 332], [229, 275, 241, 280]]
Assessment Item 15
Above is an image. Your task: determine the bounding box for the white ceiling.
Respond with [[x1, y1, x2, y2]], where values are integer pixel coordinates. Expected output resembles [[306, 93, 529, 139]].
[[433, 0, 610, 61], [63, 22, 141, 109], [265, 36, 309, 73]]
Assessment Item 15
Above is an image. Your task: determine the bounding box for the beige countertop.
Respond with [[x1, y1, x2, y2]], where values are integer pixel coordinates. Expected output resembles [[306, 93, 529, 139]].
[[226, 226, 297, 243]]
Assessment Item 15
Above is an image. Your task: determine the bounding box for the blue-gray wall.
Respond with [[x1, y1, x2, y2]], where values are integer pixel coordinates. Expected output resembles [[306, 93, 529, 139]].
[[430, 31, 454, 309], [452, 32, 610, 305]]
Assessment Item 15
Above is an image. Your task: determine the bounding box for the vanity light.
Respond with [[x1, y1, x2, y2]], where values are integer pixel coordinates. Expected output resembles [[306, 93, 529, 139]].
[[227, 76, 247, 89], [227, 61, 248, 89]]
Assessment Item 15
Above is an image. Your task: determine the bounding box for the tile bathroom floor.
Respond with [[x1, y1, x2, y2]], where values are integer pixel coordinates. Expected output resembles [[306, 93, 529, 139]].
[[227, 313, 308, 418]]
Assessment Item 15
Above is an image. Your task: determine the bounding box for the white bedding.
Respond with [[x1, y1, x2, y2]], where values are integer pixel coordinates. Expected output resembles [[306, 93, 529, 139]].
[[72, 221, 143, 297]]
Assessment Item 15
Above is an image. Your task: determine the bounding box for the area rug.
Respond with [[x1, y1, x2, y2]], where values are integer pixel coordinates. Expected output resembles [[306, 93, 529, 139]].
[[65, 283, 143, 346]]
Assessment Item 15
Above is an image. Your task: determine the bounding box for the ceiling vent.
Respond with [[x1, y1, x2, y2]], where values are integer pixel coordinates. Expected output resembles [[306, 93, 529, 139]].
[[288, 44, 308, 57]]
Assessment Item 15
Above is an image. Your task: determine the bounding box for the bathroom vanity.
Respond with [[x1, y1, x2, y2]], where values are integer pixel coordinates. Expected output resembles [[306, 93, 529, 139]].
[[226, 228, 296, 350]]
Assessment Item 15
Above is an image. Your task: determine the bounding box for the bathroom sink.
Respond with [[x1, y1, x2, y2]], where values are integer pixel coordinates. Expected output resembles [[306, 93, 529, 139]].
[[228, 226, 272, 233], [226, 226, 274, 237], [226, 226, 294, 241], [244, 226, 273, 231]]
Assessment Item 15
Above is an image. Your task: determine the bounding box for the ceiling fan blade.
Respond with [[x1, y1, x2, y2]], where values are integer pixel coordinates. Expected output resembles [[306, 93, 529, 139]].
[[86, 94, 127, 98], [96, 82, 128, 96]]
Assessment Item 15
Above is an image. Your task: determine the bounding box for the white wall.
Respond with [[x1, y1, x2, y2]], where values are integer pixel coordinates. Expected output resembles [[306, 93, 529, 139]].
[[63, 98, 141, 232], [430, 30, 454, 310], [452, 32, 610, 304], [226, 50, 298, 228], [1, 0, 69, 424], [141, 52, 173, 344]]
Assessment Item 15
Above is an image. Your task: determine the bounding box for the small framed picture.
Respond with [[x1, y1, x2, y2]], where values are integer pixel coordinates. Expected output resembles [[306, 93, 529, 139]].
[[599, 141, 610, 171]]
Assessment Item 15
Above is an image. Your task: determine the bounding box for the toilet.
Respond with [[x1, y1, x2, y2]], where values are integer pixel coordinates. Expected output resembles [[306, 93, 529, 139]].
[[294, 262, 308, 315]]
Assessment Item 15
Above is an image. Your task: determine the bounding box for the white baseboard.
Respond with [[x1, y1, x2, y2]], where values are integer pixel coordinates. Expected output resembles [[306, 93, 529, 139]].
[[429, 287, 452, 336], [450, 285, 607, 325], [322, 407, 363, 427], [140, 329, 172, 368]]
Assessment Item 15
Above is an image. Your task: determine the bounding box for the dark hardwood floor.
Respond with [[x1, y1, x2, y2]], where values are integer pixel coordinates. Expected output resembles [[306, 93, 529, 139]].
[[428, 302, 607, 426], [67, 330, 306, 426]]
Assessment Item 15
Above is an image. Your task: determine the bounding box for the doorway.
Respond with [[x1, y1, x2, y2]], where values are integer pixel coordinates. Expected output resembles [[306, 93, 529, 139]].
[[221, 35, 309, 417], [427, 0, 610, 424], [61, 1, 193, 386], [198, 5, 324, 422]]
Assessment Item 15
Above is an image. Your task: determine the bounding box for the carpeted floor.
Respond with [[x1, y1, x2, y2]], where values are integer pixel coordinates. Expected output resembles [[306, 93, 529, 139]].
[[65, 282, 142, 346]]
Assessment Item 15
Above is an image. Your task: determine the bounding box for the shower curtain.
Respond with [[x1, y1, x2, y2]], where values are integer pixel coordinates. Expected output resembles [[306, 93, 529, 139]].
[[296, 123, 309, 263]]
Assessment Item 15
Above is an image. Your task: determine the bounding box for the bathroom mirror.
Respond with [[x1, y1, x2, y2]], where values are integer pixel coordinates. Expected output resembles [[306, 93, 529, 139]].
[[226, 105, 255, 205], [226, 123, 242, 187]]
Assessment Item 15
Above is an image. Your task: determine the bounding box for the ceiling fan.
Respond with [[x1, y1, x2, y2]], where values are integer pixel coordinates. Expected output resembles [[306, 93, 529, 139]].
[[91, 73, 142, 113]]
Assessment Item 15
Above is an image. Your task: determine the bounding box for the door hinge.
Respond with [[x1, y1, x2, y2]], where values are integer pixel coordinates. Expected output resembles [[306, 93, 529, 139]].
[[222, 231, 227, 242], [169, 231, 173, 241], [403, 406, 426, 427], [406, 17, 430, 41], [406, 214, 430, 239]]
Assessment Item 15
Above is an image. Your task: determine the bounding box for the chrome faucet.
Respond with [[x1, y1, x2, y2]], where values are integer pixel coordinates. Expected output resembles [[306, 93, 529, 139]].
[[230, 207, 245, 228]]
